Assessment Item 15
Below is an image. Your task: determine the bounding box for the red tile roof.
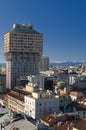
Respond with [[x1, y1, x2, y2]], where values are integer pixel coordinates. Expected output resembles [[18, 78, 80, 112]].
[[40, 114, 86, 130]]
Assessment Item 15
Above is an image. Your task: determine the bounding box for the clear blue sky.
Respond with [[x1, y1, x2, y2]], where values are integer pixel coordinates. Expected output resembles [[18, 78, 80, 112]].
[[0, 0, 86, 63]]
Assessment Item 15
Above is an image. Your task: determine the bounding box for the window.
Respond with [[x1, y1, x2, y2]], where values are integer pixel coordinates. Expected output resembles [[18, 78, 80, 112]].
[[40, 109, 41, 112], [83, 111, 85, 115], [39, 103, 42, 106]]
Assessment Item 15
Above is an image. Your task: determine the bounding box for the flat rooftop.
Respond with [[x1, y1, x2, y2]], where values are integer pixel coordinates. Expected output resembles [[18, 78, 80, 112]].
[[6, 119, 37, 130]]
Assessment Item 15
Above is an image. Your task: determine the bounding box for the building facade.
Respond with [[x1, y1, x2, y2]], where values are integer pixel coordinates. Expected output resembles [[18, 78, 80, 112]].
[[24, 90, 59, 119], [4, 24, 43, 89], [40, 56, 49, 71], [0, 74, 6, 88], [0, 65, 6, 74], [7, 88, 30, 113], [73, 97, 86, 119]]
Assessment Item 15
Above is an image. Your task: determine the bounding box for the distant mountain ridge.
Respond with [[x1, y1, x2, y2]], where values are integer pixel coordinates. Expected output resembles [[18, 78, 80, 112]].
[[50, 61, 86, 67]]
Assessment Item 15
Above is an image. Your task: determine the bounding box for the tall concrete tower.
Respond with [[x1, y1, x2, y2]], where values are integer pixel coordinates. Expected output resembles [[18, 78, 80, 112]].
[[40, 56, 49, 71], [4, 24, 43, 89]]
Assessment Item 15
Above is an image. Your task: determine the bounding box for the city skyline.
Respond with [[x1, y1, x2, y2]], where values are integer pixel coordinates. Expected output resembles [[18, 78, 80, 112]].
[[0, 0, 86, 63]]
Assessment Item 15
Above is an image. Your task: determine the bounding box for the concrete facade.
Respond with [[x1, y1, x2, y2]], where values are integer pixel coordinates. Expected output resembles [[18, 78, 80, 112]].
[[4, 24, 43, 89], [24, 90, 59, 119], [40, 56, 49, 71]]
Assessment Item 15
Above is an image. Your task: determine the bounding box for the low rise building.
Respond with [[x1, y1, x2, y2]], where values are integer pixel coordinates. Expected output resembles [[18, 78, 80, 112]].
[[54, 81, 70, 96], [59, 96, 73, 113], [69, 75, 86, 90], [73, 97, 86, 118], [26, 74, 57, 91], [7, 88, 30, 113], [26, 75, 45, 90], [0, 94, 8, 106], [24, 89, 59, 119], [69, 74, 78, 85], [40, 113, 86, 130], [70, 91, 84, 101]]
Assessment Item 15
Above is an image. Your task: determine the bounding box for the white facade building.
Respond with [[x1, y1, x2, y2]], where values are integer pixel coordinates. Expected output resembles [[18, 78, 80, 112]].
[[24, 90, 59, 119]]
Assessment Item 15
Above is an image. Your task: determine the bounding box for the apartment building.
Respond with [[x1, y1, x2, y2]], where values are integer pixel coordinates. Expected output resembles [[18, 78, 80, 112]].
[[7, 88, 30, 113], [4, 24, 43, 89], [73, 97, 86, 119], [24, 90, 59, 119]]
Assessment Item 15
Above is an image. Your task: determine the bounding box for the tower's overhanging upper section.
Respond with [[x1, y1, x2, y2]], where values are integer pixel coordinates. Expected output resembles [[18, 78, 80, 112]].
[[4, 24, 43, 56]]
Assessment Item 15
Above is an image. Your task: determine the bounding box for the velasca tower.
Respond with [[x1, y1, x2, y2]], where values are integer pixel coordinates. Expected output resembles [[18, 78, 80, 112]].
[[4, 24, 43, 89]]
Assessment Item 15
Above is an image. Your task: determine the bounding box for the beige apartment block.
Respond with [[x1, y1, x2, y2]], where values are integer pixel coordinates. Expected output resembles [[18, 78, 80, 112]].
[[7, 88, 30, 113], [4, 24, 43, 89]]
